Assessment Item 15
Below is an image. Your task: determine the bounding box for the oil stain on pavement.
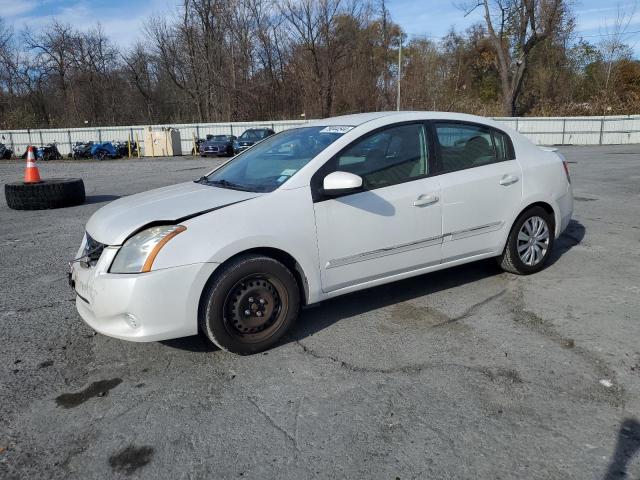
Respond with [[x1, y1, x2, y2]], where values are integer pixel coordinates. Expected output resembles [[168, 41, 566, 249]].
[[55, 378, 122, 408], [108, 445, 154, 475]]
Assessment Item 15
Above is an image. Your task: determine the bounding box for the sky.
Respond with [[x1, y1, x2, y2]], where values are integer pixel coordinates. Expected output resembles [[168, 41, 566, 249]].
[[0, 0, 639, 54]]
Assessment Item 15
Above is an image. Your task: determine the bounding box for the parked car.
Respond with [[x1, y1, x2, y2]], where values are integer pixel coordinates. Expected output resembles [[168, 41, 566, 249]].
[[21, 143, 63, 161], [90, 142, 120, 160], [234, 128, 275, 153], [0, 142, 13, 159], [69, 111, 573, 355], [199, 134, 237, 157]]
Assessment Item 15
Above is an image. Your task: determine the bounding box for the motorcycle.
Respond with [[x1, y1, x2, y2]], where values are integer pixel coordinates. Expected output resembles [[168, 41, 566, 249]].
[[72, 141, 94, 159], [113, 140, 137, 157], [0, 142, 13, 159], [21, 143, 63, 161], [90, 142, 120, 160]]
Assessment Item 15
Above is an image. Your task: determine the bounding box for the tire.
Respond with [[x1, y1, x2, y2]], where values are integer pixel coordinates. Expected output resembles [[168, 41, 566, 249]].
[[498, 206, 555, 275], [199, 254, 300, 355], [5, 178, 85, 210]]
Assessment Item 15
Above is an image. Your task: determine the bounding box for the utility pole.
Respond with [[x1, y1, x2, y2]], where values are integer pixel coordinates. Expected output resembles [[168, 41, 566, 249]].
[[396, 33, 403, 111]]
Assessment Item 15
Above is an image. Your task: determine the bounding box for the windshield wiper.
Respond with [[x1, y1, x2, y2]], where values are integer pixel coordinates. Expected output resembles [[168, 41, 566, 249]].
[[207, 179, 253, 191]]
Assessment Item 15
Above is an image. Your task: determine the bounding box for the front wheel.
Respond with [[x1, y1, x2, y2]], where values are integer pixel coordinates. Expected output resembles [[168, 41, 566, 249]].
[[199, 254, 300, 354], [498, 206, 555, 275]]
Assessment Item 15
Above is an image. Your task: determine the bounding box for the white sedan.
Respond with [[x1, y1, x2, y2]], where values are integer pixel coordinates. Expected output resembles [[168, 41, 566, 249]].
[[70, 112, 573, 354]]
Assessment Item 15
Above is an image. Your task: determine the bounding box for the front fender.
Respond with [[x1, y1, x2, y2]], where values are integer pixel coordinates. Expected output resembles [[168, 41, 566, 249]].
[[150, 187, 323, 304]]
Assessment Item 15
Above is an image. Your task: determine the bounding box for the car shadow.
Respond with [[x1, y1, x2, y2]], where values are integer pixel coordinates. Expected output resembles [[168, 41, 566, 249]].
[[286, 258, 504, 344], [604, 418, 640, 480], [160, 220, 584, 353], [548, 219, 585, 266], [84, 195, 121, 205], [160, 335, 219, 353], [287, 220, 585, 345]]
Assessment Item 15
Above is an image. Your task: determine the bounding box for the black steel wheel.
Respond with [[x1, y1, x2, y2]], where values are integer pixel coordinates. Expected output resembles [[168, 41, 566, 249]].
[[199, 254, 300, 354]]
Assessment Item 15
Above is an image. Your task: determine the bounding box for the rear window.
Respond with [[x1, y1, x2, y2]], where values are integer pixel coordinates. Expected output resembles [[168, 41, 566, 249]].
[[434, 123, 514, 172]]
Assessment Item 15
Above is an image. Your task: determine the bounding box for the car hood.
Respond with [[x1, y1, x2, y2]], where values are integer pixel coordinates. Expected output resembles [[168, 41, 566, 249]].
[[203, 140, 231, 147], [86, 181, 260, 245]]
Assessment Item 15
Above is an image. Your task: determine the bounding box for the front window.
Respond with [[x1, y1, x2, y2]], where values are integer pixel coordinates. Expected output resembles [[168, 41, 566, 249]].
[[330, 123, 428, 189], [200, 126, 349, 192], [212, 135, 229, 141]]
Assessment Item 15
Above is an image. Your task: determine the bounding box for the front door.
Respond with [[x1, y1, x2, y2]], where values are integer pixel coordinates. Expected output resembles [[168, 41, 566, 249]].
[[313, 123, 442, 293]]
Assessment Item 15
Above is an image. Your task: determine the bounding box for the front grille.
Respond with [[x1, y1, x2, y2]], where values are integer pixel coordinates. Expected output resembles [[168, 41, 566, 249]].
[[84, 233, 105, 266]]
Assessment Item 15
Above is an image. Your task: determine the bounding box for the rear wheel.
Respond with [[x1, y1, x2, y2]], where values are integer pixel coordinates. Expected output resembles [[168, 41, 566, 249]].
[[199, 254, 300, 354], [498, 206, 555, 274]]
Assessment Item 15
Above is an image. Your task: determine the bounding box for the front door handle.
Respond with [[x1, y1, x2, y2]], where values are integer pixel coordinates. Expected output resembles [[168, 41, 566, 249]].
[[499, 174, 519, 186], [413, 194, 439, 207]]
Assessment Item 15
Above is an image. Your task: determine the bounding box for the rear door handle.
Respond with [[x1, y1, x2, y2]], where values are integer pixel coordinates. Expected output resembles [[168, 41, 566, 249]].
[[499, 175, 519, 186], [413, 194, 439, 207]]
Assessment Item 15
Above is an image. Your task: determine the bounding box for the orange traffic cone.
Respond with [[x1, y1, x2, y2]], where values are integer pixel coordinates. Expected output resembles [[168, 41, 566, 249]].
[[24, 146, 41, 183]]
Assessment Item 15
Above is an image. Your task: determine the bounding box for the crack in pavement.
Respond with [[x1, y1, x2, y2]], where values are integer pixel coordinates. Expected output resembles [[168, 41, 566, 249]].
[[294, 339, 523, 384], [247, 396, 301, 452], [434, 289, 507, 327], [507, 284, 626, 408], [1, 300, 74, 315]]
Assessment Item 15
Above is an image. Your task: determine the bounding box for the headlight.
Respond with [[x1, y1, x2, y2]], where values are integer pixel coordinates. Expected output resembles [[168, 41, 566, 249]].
[[110, 225, 186, 274]]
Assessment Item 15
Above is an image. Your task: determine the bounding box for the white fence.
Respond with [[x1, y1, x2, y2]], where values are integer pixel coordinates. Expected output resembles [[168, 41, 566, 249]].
[[1, 115, 639, 157], [0, 120, 308, 157], [493, 115, 640, 146]]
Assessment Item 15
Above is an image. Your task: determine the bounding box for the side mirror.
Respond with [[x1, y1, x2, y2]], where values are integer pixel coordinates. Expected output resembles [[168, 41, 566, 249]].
[[322, 171, 363, 196]]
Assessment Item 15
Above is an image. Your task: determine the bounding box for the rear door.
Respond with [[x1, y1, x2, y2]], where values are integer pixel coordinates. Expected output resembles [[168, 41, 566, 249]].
[[432, 122, 522, 262]]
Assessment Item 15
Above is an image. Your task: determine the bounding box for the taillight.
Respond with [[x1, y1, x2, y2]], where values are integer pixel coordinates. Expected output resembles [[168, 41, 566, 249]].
[[562, 160, 571, 184]]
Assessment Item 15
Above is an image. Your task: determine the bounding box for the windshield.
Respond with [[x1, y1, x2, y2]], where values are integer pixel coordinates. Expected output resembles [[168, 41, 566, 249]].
[[199, 126, 349, 192], [239, 130, 267, 141], [212, 135, 229, 141]]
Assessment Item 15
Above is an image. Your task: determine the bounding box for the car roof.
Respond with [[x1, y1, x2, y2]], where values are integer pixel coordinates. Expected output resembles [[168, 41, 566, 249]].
[[307, 111, 501, 128]]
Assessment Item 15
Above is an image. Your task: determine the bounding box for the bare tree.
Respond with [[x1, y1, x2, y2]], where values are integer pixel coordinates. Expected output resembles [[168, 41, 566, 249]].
[[598, 2, 638, 112], [464, 0, 570, 116], [281, 0, 361, 117], [24, 20, 79, 123]]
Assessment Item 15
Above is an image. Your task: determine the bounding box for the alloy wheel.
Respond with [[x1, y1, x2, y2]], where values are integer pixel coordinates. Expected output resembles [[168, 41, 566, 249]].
[[517, 216, 550, 266]]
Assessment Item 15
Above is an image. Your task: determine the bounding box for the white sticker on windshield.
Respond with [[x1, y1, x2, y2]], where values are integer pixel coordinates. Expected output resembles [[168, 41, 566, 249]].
[[319, 126, 354, 134], [280, 168, 297, 176]]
